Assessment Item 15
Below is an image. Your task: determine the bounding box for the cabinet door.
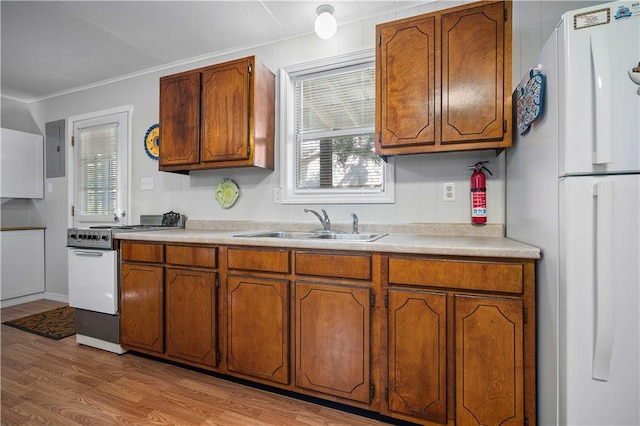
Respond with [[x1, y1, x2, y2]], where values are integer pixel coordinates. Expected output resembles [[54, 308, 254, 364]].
[[441, 2, 505, 144], [295, 281, 371, 403], [377, 17, 436, 151], [1, 230, 45, 300], [200, 58, 250, 163], [120, 263, 164, 353], [227, 275, 289, 384], [0, 128, 44, 198], [159, 71, 201, 167], [455, 294, 524, 426], [388, 288, 447, 423], [166, 268, 218, 366]]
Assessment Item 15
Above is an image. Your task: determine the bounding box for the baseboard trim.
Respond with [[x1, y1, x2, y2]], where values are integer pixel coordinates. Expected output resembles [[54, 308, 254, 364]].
[[1, 292, 68, 308]]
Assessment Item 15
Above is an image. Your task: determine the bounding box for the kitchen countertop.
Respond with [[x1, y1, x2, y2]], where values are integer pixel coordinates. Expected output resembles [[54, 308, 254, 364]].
[[114, 221, 540, 259], [1, 226, 46, 231]]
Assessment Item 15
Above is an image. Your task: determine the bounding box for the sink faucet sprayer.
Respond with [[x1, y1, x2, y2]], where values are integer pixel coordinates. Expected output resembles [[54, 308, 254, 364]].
[[304, 208, 331, 231]]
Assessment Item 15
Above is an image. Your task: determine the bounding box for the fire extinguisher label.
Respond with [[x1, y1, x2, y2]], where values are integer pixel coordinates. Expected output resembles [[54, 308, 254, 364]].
[[472, 192, 487, 217]]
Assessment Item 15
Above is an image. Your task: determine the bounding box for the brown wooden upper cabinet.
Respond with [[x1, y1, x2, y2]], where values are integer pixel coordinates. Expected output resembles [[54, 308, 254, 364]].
[[159, 56, 275, 172], [376, 1, 512, 155]]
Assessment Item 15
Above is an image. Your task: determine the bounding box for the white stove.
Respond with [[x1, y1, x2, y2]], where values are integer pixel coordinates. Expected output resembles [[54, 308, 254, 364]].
[[67, 212, 184, 353]]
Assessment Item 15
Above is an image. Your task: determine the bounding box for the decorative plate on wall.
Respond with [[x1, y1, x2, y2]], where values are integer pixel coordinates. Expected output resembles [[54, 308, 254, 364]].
[[215, 178, 239, 208], [144, 124, 160, 160], [516, 69, 545, 136]]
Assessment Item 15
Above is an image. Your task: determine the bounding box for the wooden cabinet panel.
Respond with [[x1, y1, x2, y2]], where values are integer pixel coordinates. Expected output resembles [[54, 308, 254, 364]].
[[227, 247, 290, 273], [121, 242, 164, 263], [120, 263, 164, 353], [166, 245, 216, 268], [377, 17, 436, 149], [165, 268, 218, 366], [388, 257, 523, 294], [295, 252, 371, 281], [388, 288, 447, 422], [158, 56, 275, 172], [201, 59, 250, 163], [455, 294, 524, 426], [376, 0, 511, 155], [159, 71, 201, 167], [441, 1, 505, 144], [295, 281, 371, 403], [227, 275, 289, 384]]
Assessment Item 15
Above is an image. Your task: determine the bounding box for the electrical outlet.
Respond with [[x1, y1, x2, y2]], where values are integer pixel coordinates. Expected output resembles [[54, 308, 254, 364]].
[[140, 177, 154, 191], [273, 188, 282, 203], [443, 182, 456, 201]]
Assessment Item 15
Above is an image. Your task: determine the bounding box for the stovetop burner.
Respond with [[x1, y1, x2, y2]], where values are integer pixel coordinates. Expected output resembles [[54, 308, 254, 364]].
[[68, 213, 184, 249]]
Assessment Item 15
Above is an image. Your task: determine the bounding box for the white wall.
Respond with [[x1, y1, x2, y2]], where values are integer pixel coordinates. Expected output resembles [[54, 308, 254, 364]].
[[1, 0, 606, 297]]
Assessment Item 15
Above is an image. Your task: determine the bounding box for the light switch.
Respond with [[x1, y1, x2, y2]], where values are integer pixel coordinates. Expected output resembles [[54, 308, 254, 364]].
[[141, 177, 154, 191]]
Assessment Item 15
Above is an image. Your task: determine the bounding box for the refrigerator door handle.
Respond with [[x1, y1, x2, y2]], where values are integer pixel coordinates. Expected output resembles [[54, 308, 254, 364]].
[[590, 34, 613, 165], [592, 180, 615, 381]]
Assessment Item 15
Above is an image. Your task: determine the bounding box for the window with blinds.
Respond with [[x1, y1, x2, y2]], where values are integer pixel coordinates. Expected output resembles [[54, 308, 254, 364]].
[[294, 65, 381, 191], [75, 123, 118, 216], [280, 51, 393, 204]]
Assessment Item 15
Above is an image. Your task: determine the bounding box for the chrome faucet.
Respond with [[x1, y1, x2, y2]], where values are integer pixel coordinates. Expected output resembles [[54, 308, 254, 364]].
[[351, 213, 359, 234], [304, 208, 331, 231]]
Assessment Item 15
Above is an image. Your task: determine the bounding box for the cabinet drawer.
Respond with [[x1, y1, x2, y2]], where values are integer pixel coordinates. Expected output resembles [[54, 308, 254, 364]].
[[121, 242, 164, 263], [227, 247, 290, 273], [166, 245, 217, 268], [296, 252, 371, 281], [388, 257, 523, 294]]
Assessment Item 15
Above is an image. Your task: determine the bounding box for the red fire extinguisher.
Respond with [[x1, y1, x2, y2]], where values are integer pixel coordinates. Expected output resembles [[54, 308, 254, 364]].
[[469, 161, 492, 224]]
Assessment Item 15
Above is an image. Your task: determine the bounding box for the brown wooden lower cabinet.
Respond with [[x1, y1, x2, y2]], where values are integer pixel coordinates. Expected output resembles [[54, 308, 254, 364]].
[[454, 294, 524, 426], [387, 288, 447, 423], [385, 255, 535, 426], [120, 242, 219, 369], [120, 263, 164, 353], [295, 280, 372, 404], [165, 267, 218, 366], [227, 274, 289, 384], [119, 242, 536, 426]]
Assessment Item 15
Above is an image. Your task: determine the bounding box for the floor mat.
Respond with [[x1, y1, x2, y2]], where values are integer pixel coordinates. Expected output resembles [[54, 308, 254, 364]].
[[2, 306, 76, 340]]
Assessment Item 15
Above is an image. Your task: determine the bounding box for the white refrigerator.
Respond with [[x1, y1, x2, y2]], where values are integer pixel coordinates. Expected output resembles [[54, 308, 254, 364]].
[[506, 2, 640, 425]]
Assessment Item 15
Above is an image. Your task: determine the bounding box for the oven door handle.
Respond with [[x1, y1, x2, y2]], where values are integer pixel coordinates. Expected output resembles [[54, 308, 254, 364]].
[[72, 250, 105, 257]]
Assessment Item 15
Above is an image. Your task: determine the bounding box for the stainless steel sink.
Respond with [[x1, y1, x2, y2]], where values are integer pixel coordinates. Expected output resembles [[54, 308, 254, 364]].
[[234, 231, 317, 239], [234, 230, 387, 242], [309, 233, 387, 242]]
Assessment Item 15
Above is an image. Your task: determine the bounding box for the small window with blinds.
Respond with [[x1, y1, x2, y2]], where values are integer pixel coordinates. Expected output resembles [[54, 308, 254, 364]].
[[281, 51, 394, 204]]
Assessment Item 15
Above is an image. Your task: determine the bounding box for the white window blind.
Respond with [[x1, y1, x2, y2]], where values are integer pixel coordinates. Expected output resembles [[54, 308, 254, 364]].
[[294, 65, 382, 191], [75, 122, 119, 216]]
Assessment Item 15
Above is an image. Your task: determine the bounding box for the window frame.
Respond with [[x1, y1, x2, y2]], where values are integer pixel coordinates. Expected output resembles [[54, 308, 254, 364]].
[[279, 49, 394, 204], [67, 105, 132, 228]]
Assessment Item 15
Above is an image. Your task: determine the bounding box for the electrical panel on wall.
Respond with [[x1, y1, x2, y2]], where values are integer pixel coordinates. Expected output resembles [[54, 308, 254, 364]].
[[45, 119, 65, 178]]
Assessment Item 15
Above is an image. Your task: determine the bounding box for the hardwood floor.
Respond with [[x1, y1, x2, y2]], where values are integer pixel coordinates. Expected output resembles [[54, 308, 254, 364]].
[[1, 300, 395, 425]]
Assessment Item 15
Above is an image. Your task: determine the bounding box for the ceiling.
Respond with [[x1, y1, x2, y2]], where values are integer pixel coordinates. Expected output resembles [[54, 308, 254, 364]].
[[1, 1, 426, 103]]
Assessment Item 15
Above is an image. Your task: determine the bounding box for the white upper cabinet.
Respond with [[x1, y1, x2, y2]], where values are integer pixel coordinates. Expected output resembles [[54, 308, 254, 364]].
[[1, 128, 44, 199]]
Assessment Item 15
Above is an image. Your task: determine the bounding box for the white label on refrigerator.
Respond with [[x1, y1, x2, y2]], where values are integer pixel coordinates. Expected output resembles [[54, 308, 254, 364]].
[[574, 8, 610, 30]]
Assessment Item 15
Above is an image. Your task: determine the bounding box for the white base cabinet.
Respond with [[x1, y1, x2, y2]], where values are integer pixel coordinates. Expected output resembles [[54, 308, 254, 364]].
[[1, 229, 45, 300]]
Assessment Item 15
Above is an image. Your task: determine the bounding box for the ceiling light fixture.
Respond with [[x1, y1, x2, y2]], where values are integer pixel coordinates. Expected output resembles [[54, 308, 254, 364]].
[[314, 5, 337, 40]]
